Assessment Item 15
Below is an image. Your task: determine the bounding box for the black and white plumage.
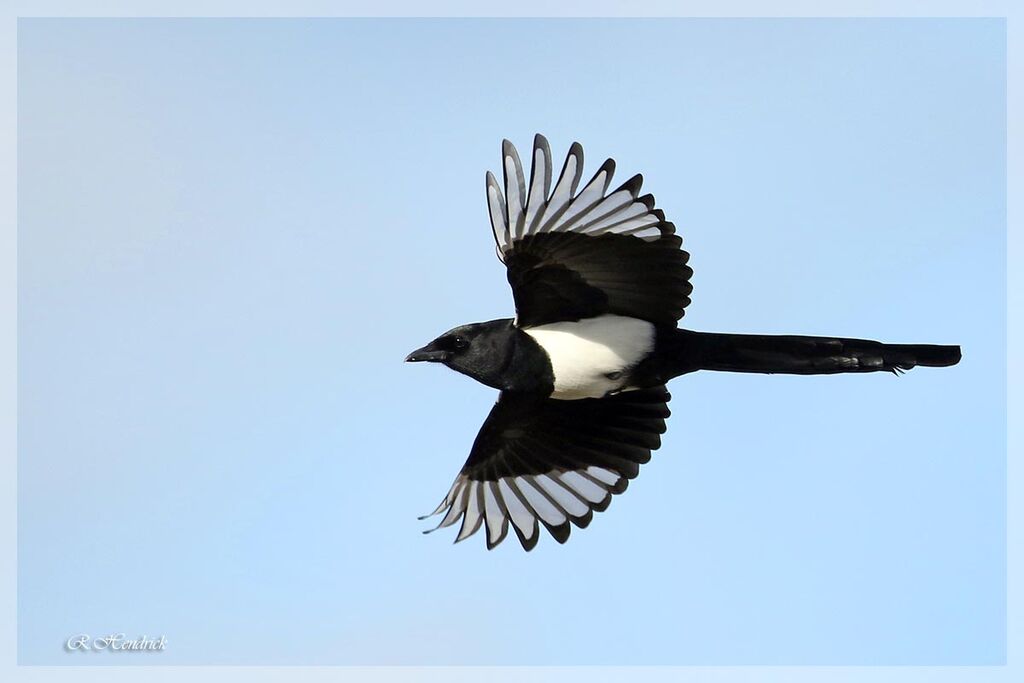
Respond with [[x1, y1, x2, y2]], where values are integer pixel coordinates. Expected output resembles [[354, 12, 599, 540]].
[[407, 135, 961, 551], [488, 137, 692, 328]]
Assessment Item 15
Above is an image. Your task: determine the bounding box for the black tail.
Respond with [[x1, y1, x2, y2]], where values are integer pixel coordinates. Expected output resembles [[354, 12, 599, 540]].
[[657, 329, 961, 377]]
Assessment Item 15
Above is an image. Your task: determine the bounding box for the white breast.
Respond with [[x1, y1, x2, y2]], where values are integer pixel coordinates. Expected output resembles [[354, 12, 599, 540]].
[[523, 315, 656, 400]]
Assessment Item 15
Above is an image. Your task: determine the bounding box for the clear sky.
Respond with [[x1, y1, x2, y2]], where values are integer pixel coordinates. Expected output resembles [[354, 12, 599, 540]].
[[17, 18, 1004, 665]]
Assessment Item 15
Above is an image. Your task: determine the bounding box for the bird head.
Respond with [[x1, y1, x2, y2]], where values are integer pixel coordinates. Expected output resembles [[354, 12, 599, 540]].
[[406, 319, 515, 390]]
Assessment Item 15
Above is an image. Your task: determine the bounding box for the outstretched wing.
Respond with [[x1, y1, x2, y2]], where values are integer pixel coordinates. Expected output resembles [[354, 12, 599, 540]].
[[486, 135, 693, 328], [420, 386, 671, 550]]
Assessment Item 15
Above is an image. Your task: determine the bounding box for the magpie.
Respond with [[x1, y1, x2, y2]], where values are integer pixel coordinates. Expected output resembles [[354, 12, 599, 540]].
[[407, 135, 961, 551]]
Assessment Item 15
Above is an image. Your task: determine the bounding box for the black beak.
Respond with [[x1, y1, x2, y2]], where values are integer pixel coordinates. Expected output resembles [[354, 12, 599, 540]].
[[405, 343, 448, 363]]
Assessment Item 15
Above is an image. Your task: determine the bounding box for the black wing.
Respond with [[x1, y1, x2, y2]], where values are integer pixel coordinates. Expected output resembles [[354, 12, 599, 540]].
[[486, 135, 693, 328], [420, 386, 671, 550]]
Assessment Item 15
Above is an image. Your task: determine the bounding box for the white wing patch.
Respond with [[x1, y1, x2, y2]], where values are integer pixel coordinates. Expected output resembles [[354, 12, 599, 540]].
[[523, 315, 656, 399], [487, 135, 664, 261], [422, 466, 625, 550]]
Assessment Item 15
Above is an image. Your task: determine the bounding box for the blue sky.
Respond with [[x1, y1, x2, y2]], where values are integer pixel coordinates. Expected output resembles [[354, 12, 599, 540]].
[[17, 18, 1004, 665]]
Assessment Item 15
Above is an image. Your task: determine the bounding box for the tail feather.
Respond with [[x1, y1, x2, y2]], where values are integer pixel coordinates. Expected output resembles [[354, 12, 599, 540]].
[[662, 330, 961, 377]]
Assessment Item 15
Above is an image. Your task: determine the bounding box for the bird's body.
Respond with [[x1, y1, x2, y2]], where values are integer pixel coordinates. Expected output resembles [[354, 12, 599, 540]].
[[407, 135, 961, 550], [524, 314, 655, 399]]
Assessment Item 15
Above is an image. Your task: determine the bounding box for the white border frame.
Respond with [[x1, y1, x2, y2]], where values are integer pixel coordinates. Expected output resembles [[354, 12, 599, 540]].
[[2, 2, 1015, 681]]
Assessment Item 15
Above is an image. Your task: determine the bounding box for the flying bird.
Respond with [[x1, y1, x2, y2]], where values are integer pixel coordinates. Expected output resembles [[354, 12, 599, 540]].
[[407, 135, 961, 551]]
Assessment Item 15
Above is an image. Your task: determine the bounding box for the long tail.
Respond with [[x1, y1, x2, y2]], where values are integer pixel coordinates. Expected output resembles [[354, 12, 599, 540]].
[[660, 329, 961, 377]]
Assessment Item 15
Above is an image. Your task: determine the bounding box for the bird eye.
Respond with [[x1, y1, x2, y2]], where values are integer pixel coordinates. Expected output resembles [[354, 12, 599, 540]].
[[452, 336, 468, 350]]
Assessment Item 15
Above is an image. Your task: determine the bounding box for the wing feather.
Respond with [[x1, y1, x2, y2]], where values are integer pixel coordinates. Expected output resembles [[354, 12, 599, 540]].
[[486, 136, 692, 326], [420, 386, 671, 550], [502, 139, 527, 243]]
